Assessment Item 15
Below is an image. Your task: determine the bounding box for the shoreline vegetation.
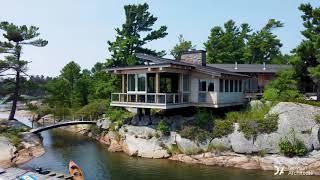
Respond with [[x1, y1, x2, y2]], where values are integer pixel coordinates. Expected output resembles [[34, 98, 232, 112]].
[[2, 99, 319, 174]]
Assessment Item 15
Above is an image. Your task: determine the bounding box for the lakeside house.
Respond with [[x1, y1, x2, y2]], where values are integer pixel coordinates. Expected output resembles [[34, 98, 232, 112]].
[[106, 50, 290, 113]]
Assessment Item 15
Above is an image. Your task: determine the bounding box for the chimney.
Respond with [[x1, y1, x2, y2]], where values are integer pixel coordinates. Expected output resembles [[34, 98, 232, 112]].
[[263, 62, 266, 70], [234, 62, 238, 70], [180, 50, 206, 66]]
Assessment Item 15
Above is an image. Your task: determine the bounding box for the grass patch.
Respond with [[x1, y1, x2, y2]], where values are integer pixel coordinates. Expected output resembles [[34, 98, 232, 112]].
[[314, 114, 320, 124], [0, 126, 26, 147], [207, 143, 228, 152], [166, 144, 182, 155]]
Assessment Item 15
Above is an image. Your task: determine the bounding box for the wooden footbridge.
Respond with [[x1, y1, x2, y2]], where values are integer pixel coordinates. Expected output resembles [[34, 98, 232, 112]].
[[30, 120, 97, 133]]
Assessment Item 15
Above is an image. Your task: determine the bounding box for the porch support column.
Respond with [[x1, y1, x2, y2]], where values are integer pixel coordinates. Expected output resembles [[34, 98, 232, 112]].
[[122, 74, 125, 93], [155, 73, 160, 103], [155, 73, 160, 93]]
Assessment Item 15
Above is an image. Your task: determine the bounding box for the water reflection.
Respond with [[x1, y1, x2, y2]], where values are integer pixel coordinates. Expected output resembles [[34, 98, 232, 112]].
[[21, 129, 318, 180]]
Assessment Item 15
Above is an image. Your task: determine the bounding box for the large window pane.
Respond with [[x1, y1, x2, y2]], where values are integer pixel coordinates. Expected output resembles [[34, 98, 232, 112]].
[[239, 80, 242, 92], [235, 80, 238, 92], [208, 82, 215, 92], [199, 80, 207, 91], [219, 79, 224, 92], [128, 74, 135, 91], [225, 80, 229, 92], [147, 74, 155, 93], [137, 74, 146, 91], [160, 73, 179, 93], [183, 74, 190, 91]]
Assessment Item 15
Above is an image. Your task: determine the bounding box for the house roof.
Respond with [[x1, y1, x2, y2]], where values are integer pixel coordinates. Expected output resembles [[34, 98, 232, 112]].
[[207, 64, 292, 73], [107, 53, 289, 77], [135, 53, 248, 77]]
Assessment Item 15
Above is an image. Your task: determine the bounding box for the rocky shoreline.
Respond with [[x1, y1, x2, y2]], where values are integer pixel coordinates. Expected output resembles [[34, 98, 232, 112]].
[[1, 101, 320, 175], [82, 102, 320, 174], [0, 111, 45, 168], [0, 133, 45, 168]]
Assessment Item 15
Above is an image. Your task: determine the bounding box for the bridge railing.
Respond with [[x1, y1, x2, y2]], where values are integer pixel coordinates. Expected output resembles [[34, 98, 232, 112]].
[[32, 114, 104, 128]]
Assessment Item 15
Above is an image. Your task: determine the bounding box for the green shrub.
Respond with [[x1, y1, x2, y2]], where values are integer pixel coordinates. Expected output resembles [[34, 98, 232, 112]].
[[179, 126, 209, 142], [239, 113, 279, 140], [195, 108, 212, 128], [263, 69, 303, 102], [156, 120, 170, 135], [212, 119, 234, 138], [107, 107, 132, 123], [76, 99, 110, 120], [225, 111, 241, 122], [35, 105, 54, 117], [314, 114, 320, 124], [89, 125, 103, 137], [263, 88, 280, 102], [260, 113, 279, 134], [279, 132, 307, 157]]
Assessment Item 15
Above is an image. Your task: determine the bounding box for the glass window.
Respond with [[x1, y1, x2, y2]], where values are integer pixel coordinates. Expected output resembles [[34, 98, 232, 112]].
[[208, 82, 215, 92], [225, 80, 229, 92], [147, 74, 155, 93], [235, 80, 238, 92], [199, 80, 207, 91], [239, 80, 242, 92], [183, 74, 190, 91], [219, 79, 224, 92], [137, 74, 146, 91], [128, 74, 135, 91], [230, 80, 233, 92]]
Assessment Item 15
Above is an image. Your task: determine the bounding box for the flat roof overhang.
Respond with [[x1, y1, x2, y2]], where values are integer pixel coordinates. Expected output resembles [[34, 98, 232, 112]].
[[105, 63, 193, 74]]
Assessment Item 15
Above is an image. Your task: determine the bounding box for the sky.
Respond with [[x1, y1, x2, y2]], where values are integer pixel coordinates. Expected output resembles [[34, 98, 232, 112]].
[[0, 0, 319, 76]]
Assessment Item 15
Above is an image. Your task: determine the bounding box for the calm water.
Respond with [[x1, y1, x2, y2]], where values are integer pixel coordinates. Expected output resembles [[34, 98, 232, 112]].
[[20, 129, 318, 180]]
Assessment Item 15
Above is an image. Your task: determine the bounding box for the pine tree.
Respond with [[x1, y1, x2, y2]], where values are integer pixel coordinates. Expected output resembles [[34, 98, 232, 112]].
[[107, 3, 168, 67], [0, 22, 48, 120]]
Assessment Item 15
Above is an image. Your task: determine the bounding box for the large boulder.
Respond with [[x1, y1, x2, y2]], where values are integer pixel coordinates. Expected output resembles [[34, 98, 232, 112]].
[[228, 123, 258, 154], [175, 134, 201, 154], [96, 118, 112, 130], [269, 102, 320, 151], [119, 125, 157, 139], [21, 133, 42, 149], [122, 134, 169, 158], [0, 136, 17, 168]]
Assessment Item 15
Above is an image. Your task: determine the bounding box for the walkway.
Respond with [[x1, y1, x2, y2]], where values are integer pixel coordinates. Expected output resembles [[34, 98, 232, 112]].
[[30, 120, 96, 133]]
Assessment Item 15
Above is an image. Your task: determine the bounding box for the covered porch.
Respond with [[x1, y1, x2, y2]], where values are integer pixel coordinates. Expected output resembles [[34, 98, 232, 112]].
[[110, 68, 192, 109]]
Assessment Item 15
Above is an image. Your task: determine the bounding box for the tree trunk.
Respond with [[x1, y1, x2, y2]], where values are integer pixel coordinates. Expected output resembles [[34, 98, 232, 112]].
[[8, 43, 21, 120], [9, 71, 20, 120], [317, 81, 320, 102]]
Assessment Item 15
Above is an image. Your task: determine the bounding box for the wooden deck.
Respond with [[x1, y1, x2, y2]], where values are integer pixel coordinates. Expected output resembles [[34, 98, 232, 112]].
[[0, 167, 72, 179]]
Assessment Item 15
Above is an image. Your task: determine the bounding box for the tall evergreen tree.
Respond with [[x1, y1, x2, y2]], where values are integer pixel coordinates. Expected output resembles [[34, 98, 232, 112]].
[[170, 34, 195, 60], [204, 20, 251, 63], [107, 3, 168, 66], [294, 3, 320, 100], [245, 19, 283, 64], [0, 22, 48, 120]]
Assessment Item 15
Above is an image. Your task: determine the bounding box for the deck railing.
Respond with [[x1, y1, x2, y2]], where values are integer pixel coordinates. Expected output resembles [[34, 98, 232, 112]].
[[111, 92, 190, 104]]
